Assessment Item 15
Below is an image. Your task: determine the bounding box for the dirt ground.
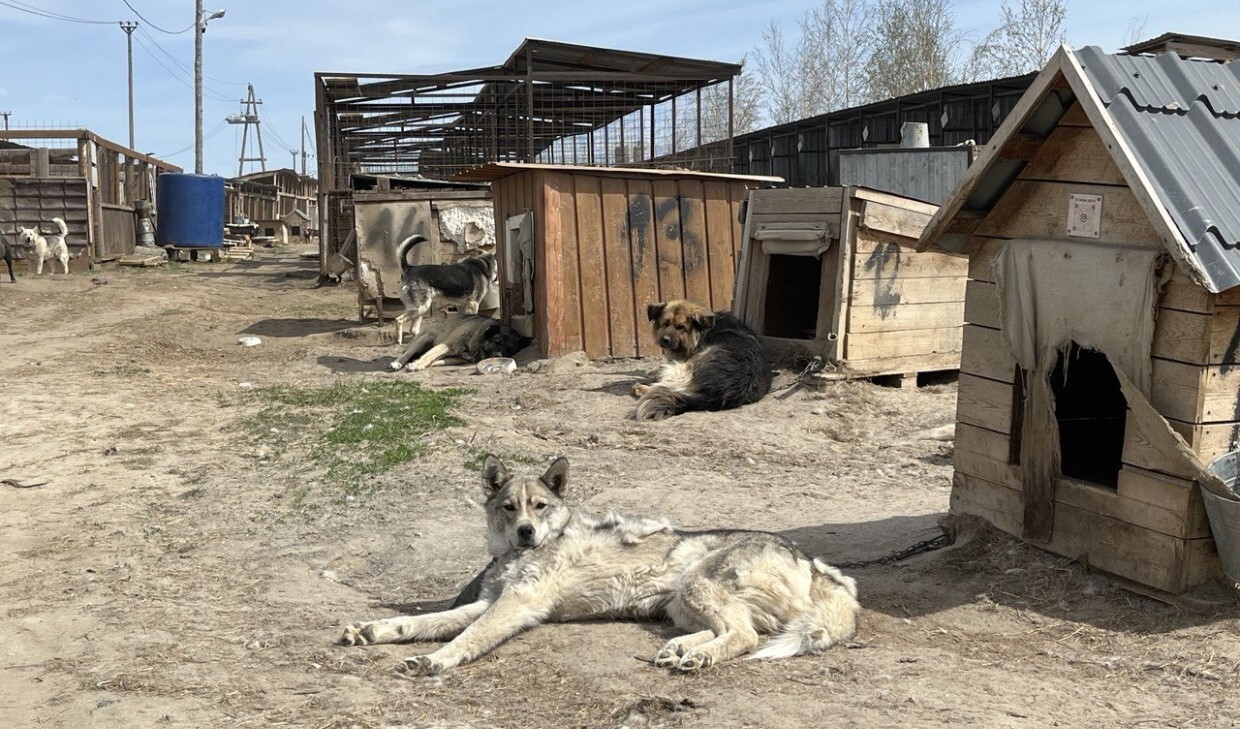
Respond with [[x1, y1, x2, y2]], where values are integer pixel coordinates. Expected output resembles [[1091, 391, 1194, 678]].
[[2, 249, 1239, 729]]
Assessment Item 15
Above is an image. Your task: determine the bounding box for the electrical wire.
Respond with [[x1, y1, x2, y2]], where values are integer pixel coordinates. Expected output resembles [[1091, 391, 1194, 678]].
[[0, 0, 114, 24], [136, 24, 245, 88], [133, 33, 234, 102], [158, 117, 228, 159], [119, 0, 193, 34]]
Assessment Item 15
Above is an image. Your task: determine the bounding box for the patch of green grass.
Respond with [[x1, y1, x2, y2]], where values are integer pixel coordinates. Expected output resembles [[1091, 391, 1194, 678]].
[[462, 447, 542, 472], [93, 364, 152, 377], [244, 380, 470, 492]]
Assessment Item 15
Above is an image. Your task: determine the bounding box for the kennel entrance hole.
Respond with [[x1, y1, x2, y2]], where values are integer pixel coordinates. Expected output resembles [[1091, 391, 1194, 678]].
[[1049, 343, 1126, 489], [762, 254, 822, 339]]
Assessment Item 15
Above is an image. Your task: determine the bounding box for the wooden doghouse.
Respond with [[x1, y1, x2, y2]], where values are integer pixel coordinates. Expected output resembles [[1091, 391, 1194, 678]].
[[915, 43, 1240, 592], [454, 163, 781, 358], [732, 186, 965, 382]]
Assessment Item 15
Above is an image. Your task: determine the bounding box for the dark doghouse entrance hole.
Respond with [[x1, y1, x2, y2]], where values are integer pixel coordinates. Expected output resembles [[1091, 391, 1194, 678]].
[[762, 255, 821, 339], [1050, 343, 1126, 489]]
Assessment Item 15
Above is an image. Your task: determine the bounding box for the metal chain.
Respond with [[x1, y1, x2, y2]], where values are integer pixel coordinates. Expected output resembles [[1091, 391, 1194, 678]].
[[775, 356, 826, 399], [834, 532, 953, 570]]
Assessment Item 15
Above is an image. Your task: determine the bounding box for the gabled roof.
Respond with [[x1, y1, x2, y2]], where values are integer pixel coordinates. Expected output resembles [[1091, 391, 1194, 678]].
[[917, 43, 1240, 293]]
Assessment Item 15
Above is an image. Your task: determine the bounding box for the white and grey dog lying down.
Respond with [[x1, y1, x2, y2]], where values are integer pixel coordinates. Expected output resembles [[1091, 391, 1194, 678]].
[[340, 456, 860, 674], [389, 312, 529, 372]]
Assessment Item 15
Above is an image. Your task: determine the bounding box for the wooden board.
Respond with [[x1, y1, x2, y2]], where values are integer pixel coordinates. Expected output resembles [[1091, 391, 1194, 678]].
[[957, 373, 1014, 433], [627, 178, 660, 358], [960, 324, 1017, 383], [848, 301, 965, 334], [1151, 307, 1240, 366], [550, 173, 584, 355], [652, 179, 686, 305], [746, 186, 843, 214], [833, 350, 961, 378], [572, 174, 611, 358], [858, 199, 934, 240], [975, 180, 1162, 248], [850, 276, 967, 306], [703, 180, 738, 311], [844, 326, 961, 362], [968, 237, 1004, 283], [601, 175, 637, 357], [963, 279, 1001, 328], [850, 241, 969, 280], [951, 470, 1217, 593], [678, 179, 712, 307], [1018, 125, 1127, 186]]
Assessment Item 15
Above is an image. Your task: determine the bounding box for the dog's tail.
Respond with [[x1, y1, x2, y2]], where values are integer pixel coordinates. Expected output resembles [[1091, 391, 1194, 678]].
[[634, 361, 697, 421], [53, 217, 68, 236], [748, 559, 859, 660], [395, 234, 428, 273]]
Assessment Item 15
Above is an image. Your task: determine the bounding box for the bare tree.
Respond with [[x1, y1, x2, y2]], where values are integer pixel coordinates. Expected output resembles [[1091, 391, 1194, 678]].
[[1124, 14, 1148, 47], [753, 20, 807, 124], [800, 0, 874, 113], [966, 0, 1067, 80], [867, 0, 961, 99], [693, 64, 763, 144]]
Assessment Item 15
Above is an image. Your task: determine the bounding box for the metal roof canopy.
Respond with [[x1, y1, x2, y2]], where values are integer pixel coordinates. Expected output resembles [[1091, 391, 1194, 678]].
[[315, 38, 741, 188], [452, 161, 782, 184], [917, 41, 1240, 294]]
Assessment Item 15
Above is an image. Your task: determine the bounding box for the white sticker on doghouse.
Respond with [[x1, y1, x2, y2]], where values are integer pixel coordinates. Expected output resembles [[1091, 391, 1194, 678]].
[[1067, 193, 1102, 239]]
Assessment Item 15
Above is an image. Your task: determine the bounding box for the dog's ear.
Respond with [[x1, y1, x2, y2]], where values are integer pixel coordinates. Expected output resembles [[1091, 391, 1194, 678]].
[[541, 456, 569, 496], [646, 302, 666, 322], [481, 454, 510, 495], [690, 309, 716, 331]]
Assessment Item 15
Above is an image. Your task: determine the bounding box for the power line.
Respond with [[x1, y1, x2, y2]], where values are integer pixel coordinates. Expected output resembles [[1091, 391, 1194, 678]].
[[159, 118, 228, 159], [0, 0, 114, 24], [119, 0, 193, 34], [133, 32, 233, 102], [137, 24, 244, 88], [135, 25, 238, 97]]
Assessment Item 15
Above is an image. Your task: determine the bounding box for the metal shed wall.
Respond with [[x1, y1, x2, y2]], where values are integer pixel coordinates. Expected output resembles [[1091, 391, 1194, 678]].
[[838, 147, 975, 205]]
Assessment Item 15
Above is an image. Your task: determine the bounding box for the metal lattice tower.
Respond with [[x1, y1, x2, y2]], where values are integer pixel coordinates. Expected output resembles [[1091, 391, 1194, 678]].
[[227, 83, 266, 177]]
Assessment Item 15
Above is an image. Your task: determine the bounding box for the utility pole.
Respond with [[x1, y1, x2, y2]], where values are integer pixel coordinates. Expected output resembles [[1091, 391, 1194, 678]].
[[120, 21, 138, 150], [194, 4, 226, 174], [227, 84, 266, 177], [300, 115, 308, 176], [0, 111, 10, 130], [194, 0, 203, 173]]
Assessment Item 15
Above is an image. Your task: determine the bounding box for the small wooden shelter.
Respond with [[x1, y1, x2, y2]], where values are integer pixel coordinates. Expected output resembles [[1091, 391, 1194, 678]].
[[0, 129, 179, 270], [454, 162, 781, 358], [916, 42, 1240, 592], [731, 186, 965, 382]]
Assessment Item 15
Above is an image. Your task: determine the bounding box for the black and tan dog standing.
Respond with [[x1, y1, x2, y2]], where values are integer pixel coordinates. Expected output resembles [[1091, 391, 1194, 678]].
[[393, 234, 498, 344], [634, 299, 773, 420]]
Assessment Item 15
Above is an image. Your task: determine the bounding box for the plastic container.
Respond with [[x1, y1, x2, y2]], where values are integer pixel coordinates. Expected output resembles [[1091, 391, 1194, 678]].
[[476, 357, 516, 375], [155, 173, 225, 248], [1198, 452, 1240, 584]]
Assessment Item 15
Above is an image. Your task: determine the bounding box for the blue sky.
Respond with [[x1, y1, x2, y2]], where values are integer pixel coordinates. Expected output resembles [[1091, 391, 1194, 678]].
[[0, 0, 1237, 178]]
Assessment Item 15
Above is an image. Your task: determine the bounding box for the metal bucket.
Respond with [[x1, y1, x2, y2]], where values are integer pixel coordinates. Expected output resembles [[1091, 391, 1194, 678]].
[[1199, 452, 1240, 583]]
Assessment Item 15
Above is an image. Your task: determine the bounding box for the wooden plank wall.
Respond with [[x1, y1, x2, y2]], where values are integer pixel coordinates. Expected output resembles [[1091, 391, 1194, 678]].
[[533, 172, 747, 359], [843, 189, 966, 376], [0, 177, 92, 273], [951, 101, 1219, 593]]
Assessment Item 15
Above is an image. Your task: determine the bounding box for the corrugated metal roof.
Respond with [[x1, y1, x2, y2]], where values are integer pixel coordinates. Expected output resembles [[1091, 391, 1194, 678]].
[[453, 162, 783, 184], [838, 147, 973, 205], [1076, 46, 1240, 292]]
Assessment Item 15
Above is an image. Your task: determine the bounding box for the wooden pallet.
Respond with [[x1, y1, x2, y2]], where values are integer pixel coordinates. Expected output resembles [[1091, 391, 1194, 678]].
[[117, 253, 166, 267]]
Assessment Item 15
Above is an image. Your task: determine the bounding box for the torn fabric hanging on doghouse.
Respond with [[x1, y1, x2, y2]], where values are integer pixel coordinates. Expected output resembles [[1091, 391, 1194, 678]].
[[994, 240, 1163, 542]]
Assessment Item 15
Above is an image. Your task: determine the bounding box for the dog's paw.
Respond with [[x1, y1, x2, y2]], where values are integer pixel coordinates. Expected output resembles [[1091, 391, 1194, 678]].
[[402, 655, 444, 676], [389, 361, 404, 372], [405, 362, 427, 372], [676, 649, 714, 673], [654, 644, 684, 668], [340, 623, 371, 646], [632, 384, 650, 398]]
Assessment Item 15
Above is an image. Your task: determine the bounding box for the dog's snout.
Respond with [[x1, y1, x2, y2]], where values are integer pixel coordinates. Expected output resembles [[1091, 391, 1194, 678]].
[[517, 524, 536, 540]]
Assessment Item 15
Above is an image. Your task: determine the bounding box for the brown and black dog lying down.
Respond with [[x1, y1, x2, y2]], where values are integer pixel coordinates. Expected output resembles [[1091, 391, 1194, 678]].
[[634, 300, 773, 420]]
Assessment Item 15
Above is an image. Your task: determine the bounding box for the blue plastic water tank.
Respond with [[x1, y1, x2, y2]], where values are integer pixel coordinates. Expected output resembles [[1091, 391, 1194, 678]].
[[155, 173, 225, 248]]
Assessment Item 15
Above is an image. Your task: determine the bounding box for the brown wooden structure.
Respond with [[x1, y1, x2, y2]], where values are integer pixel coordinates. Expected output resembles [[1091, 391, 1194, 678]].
[[732, 186, 963, 383], [454, 162, 780, 359], [917, 44, 1240, 593], [0, 129, 179, 271], [225, 168, 319, 241]]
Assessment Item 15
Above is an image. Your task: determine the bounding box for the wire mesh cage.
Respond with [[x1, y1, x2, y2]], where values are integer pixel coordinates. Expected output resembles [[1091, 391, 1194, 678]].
[[315, 39, 741, 188]]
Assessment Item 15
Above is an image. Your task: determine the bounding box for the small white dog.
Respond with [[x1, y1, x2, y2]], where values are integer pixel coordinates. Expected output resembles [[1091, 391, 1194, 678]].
[[17, 217, 70, 275]]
